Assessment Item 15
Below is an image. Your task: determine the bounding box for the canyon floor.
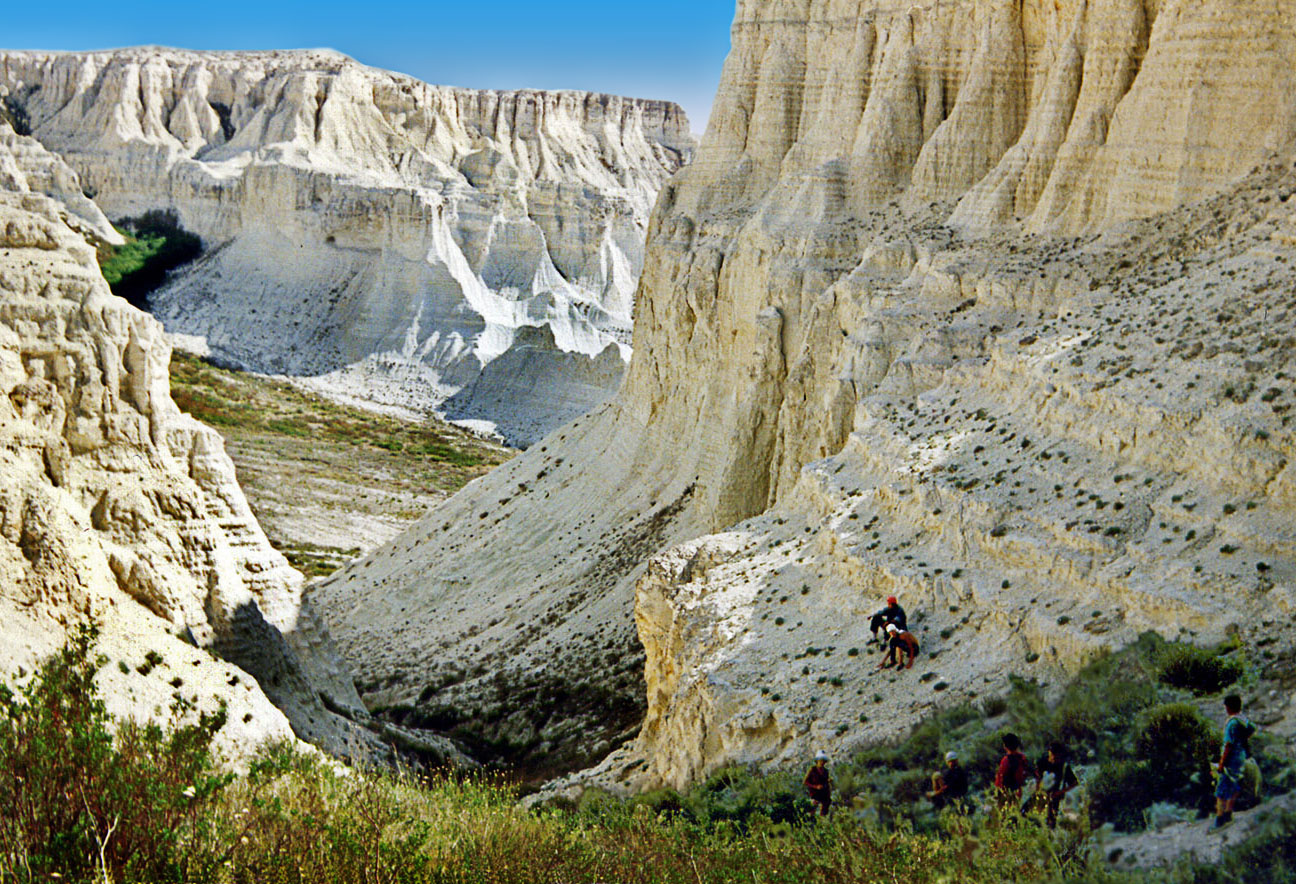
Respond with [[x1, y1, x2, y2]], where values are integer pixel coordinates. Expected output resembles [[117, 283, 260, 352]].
[[167, 351, 513, 576]]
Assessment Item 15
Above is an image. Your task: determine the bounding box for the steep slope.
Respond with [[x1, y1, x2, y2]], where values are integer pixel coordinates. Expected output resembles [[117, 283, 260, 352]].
[[0, 127, 378, 760], [312, 0, 1296, 779], [0, 48, 695, 445]]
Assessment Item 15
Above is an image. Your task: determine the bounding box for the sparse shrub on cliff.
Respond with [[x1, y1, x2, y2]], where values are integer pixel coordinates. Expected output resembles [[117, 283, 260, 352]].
[[1156, 643, 1245, 695]]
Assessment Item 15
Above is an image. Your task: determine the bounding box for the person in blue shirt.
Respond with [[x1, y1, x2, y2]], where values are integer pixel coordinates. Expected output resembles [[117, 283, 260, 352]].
[[1214, 693, 1255, 829]]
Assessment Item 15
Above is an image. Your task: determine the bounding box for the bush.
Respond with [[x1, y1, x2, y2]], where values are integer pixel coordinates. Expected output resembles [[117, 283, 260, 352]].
[[0, 624, 229, 881], [1157, 643, 1244, 694], [1087, 760, 1158, 832]]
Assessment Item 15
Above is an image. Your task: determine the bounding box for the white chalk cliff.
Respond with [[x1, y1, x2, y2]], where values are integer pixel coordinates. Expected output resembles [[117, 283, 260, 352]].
[[0, 126, 383, 760], [0, 48, 695, 445], [311, 0, 1296, 784]]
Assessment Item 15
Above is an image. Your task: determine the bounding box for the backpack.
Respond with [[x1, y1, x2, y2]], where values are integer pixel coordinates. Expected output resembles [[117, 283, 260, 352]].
[[1234, 717, 1258, 754], [1002, 752, 1032, 790]]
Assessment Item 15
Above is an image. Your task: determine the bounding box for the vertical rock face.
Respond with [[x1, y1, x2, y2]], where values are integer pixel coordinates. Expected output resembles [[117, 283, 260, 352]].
[[0, 48, 695, 445], [0, 129, 376, 759], [315, 0, 1296, 782]]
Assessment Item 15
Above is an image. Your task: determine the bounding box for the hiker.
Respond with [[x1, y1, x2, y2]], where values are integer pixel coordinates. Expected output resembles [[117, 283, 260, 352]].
[[804, 750, 832, 817], [994, 733, 1035, 811], [1031, 741, 1079, 828], [1214, 693, 1256, 829], [878, 623, 920, 669], [928, 750, 969, 810], [869, 595, 908, 643]]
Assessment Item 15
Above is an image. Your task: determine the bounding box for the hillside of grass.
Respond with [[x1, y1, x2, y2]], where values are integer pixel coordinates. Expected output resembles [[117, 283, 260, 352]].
[[97, 211, 202, 310], [168, 351, 512, 576], [2, 628, 1293, 884]]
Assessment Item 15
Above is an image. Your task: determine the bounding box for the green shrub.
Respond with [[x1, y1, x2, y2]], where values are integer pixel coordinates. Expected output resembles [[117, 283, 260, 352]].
[[0, 624, 229, 881], [1087, 760, 1158, 832], [1157, 643, 1244, 694], [1131, 702, 1217, 815]]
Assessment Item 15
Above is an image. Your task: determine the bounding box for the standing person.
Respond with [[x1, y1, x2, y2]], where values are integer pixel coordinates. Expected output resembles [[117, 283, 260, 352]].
[[994, 733, 1035, 812], [804, 750, 832, 817], [869, 595, 907, 643], [1214, 693, 1256, 829], [927, 751, 970, 810], [878, 623, 920, 669], [1032, 741, 1079, 828]]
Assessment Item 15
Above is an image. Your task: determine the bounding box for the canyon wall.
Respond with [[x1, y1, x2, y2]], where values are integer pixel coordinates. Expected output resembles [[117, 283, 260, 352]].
[[314, 0, 1295, 782], [0, 127, 381, 760], [0, 48, 695, 445]]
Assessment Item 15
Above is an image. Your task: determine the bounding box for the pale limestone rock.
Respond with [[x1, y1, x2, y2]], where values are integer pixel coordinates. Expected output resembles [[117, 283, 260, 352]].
[[312, 0, 1296, 783], [0, 151, 377, 761], [0, 122, 122, 245], [0, 48, 695, 446]]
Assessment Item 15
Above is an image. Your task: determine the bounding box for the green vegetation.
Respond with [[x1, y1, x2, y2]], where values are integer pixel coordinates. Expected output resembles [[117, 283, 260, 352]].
[[1156, 642, 1245, 695], [169, 352, 500, 475], [737, 633, 1285, 837], [168, 350, 510, 576], [2, 630, 1293, 883], [97, 211, 202, 309]]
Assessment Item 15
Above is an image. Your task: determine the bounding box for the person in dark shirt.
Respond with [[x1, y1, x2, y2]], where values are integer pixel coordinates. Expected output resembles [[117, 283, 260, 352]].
[[1032, 741, 1079, 828], [878, 623, 920, 669], [869, 596, 907, 644], [804, 750, 832, 817], [928, 751, 970, 810]]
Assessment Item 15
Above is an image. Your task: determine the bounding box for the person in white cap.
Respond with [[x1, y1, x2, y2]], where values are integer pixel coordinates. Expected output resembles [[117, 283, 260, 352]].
[[804, 750, 832, 817], [878, 622, 920, 670], [927, 750, 969, 810]]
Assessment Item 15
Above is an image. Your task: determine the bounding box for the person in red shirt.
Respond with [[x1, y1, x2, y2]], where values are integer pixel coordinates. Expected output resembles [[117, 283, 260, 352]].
[[804, 750, 832, 817], [878, 623, 920, 669], [994, 733, 1035, 812]]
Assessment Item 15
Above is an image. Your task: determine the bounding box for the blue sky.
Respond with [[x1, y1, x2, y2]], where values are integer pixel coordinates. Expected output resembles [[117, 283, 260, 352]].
[[4, 1, 735, 132]]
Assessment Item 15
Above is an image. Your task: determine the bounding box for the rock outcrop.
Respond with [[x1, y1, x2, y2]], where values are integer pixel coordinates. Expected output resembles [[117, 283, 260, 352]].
[[315, 0, 1295, 784], [0, 48, 695, 445], [0, 129, 378, 760]]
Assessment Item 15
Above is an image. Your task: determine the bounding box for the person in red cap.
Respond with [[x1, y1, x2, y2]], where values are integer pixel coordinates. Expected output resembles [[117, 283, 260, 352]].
[[869, 595, 907, 647]]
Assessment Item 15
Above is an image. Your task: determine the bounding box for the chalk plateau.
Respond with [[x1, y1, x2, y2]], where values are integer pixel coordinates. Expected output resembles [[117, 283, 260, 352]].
[[0, 48, 695, 445], [311, 0, 1296, 784]]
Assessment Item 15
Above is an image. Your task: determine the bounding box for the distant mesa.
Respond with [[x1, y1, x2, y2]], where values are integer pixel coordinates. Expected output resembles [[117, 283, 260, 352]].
[[0, 46, 696, 446]]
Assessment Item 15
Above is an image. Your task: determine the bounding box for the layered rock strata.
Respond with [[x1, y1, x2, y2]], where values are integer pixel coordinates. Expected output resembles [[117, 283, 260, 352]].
[[316, 0, 1296, 781], [0, 131, 378, 760], [0, 48, 695, 445]]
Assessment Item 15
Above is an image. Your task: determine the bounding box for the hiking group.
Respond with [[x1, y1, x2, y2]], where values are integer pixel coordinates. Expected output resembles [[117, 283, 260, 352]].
[[806, 603, 1259, 831]]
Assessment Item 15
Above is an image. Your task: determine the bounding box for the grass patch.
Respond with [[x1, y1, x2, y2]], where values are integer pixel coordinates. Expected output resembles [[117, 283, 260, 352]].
[[167, 351, 509, 490], [97, 211, 202, 309]]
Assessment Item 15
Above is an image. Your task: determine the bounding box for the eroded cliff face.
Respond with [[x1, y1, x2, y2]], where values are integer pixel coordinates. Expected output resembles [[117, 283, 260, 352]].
[[0, 129, 380, 760], [0, 48, 695, 445], [313, 0, 1296, 781]]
